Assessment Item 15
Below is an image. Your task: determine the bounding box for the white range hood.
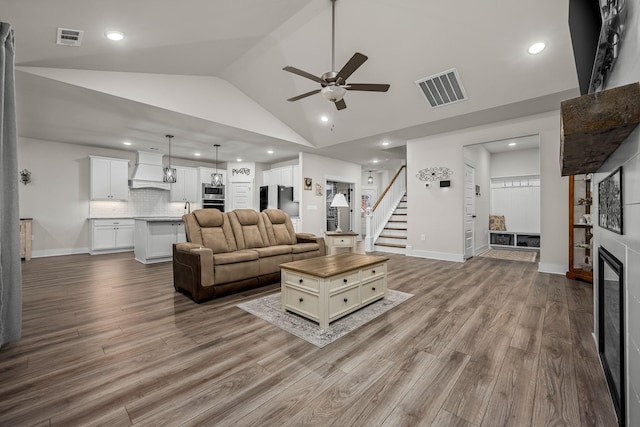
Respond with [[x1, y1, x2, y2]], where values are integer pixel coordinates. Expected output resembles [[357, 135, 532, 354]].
[[129, 151, 171, 190]]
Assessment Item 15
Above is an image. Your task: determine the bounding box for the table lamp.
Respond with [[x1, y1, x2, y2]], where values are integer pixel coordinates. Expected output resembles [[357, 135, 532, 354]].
[[330, 193, 349, 233]]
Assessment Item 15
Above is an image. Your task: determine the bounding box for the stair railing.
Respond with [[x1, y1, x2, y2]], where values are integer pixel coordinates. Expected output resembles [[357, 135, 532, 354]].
[[365, 165, 406, 252]]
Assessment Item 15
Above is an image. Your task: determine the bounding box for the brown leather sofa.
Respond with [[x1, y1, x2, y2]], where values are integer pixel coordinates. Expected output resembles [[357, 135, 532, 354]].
[[173, 208, 325, 302]]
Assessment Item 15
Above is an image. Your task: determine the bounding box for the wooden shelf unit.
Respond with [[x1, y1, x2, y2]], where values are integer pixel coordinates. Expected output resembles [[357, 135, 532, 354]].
[[566, 174, 593, 283]]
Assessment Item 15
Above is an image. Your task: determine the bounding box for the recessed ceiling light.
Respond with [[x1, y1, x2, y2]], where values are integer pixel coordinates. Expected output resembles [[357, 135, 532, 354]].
[[194, 153, 201, 156], [528, 42, 546, 54], [236, 158, 242, 162], [105, 31, 125, 41], [267, 150, 274, 154], [373, 160, 379, 163], [382, 141, 390, 146], [508, 142, 517, 146], [123, 141, 132, 146], [320, 116, 329, 122]]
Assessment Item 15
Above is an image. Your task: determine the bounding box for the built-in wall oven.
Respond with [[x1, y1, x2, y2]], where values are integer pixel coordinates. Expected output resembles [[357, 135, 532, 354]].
[[202, 184, 225, 211], [203, 199, 225, 211]]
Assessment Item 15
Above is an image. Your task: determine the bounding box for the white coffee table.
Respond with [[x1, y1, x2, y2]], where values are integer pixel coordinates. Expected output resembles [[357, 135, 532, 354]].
[[280, 253, 388, 329]]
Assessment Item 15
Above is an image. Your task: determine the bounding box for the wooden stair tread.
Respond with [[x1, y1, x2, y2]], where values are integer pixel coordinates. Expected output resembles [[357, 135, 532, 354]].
[[384, 227, 407, 231], [387, 220, 407, 223], [378, 234, 407, 239], [375, 242, 406, 249]]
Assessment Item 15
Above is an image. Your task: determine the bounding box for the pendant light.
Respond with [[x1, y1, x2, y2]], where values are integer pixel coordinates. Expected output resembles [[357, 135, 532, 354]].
[[211, 144, 223, 186], [367, 171, 374, 184], [163, 134, 177, 183]]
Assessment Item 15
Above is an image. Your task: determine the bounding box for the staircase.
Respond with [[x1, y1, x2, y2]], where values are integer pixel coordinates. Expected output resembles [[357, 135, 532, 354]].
[[374, 195, 407, 254]]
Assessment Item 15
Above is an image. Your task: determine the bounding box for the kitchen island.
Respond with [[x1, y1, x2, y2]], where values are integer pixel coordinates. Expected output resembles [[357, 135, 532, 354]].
[[134, 217, 185, 264]]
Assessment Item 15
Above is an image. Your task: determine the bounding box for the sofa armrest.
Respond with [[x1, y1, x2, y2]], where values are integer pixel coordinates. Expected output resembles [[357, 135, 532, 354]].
[[296, 233, 326, 256], [175, 242, 204, 252], [173, 243, 215, 302]]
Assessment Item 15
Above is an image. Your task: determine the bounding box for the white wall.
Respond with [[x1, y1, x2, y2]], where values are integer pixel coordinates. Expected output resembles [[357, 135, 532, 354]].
[[464, 145, 491, 254], [299, 152, 362, 236], [592, 0, 640, 423], [406, 111, 567, 271], [490, 148, 540, 178]]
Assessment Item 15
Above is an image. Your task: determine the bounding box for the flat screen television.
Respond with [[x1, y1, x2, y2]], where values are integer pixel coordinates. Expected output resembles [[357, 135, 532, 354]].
[[568, 0, 627, 95]]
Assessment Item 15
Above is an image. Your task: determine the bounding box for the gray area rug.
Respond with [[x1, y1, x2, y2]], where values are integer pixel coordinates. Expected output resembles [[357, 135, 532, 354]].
[[236, 289, 413, 348]]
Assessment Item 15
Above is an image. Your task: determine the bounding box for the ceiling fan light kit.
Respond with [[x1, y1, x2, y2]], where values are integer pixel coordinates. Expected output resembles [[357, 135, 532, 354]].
[[283, 0, 389, 110]]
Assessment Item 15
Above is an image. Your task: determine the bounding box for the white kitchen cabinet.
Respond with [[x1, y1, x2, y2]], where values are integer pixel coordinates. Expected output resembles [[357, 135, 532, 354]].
[[90, 156, 129, 201], [134, 219, 185, 263], [170, 166, 198, 202], [90, 219, 135, 254], [263, 169, 273, 186], [264, 165, 297, 188], [278, 166, 293, 187]]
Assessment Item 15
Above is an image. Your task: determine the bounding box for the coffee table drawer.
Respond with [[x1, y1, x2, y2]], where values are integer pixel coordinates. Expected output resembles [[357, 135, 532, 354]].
[[329, 285, 360, 319], [361, 262, 386, 281], [284, 271, 319, 291], [329, 271, 359, 290], [284, 286, 319, 320], [361, 278, 386, 305]]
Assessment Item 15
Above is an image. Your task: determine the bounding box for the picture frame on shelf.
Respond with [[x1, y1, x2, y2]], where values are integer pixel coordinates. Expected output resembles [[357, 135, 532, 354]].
[[598, 167, 623, 235]]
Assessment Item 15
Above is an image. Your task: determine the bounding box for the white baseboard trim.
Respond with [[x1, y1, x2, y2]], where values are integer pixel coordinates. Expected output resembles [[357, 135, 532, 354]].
[[406, 247, 464, 262], [31, 247, 89, 258], [537, 262, 566, 275], [474, 244, 489, 256]]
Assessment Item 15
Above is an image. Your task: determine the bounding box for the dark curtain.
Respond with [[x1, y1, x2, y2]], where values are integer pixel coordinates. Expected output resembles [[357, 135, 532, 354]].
[[0, 22, 21, 349]]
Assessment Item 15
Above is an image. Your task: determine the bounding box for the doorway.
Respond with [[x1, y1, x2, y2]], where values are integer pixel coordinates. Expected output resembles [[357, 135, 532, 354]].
[[463, 134, 540, 258], [464, 164, 475, 259], [326, 180, 354, 232]]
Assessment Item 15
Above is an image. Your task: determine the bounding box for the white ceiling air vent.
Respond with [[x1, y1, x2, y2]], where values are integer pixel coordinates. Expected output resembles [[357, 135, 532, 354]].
[[416, 68, 467, 108], [56, 28, 84, 46]]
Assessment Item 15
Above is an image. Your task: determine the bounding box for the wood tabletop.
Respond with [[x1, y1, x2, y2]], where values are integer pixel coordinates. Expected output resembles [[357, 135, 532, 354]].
[[280, 253, 388, 278]]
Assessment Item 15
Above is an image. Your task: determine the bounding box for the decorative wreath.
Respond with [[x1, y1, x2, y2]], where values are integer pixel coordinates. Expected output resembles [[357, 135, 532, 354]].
[[416, 167, 453, 182]]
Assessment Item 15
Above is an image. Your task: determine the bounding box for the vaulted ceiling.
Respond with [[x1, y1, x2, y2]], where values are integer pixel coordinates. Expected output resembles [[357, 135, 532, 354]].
[[4, 0, 579, 170]]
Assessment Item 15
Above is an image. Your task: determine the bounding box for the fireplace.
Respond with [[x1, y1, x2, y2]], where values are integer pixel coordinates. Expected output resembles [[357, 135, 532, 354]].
[[598, 246, 625, 427]]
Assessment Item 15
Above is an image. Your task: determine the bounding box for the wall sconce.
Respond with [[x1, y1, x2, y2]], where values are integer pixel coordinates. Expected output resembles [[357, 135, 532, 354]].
[[19, 169, 32, 185]]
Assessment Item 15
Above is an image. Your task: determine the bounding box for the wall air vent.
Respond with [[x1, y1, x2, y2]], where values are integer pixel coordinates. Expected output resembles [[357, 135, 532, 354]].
[[416, 68, 468, 108], [56, 28, 84, 46]]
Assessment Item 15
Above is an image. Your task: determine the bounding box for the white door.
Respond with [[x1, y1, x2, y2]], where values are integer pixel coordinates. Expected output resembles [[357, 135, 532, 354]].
[[464, 164, 476, 260], [231, 182, 253, 210]]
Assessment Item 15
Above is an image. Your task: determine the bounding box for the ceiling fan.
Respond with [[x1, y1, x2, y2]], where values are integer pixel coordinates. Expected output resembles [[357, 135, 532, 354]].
[[283, 0, 390, 111]]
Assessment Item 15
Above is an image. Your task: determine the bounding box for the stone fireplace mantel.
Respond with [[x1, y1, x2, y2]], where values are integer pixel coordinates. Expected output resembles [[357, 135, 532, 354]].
[[560, 82, 640, 176]]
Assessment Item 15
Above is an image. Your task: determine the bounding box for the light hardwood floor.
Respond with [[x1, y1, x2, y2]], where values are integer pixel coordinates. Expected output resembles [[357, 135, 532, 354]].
[[0, 251, 618, 426]]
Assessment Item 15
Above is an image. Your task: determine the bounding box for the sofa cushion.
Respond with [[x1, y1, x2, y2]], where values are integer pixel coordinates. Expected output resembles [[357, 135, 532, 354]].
[[291, 242, 320, 254], [262, 209, 297, 246], [194, 209, 225, 227], [228, 209, 270, 250], [212, 250, 258, 266], [185, 209, 237, 254], [252, 245, 292, 258]]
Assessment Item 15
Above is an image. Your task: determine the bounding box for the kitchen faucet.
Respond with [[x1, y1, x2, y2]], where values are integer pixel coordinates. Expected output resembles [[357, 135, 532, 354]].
[[184, 201, 191, 214]]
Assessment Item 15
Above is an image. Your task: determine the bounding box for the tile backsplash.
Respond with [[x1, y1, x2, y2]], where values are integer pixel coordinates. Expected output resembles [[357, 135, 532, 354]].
[[89, 188, 201, 218]]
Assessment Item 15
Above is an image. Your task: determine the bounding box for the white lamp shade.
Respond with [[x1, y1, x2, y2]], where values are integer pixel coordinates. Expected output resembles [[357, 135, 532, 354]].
[[330, 193, 349, 208]]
